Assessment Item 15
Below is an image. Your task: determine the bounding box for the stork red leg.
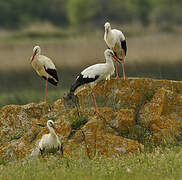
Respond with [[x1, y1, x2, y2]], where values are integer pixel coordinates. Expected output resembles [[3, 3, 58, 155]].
[[114, 61, 120, 80], [121, 58, 127, 80], [91, 90, 99, 114], [45, 79, 48, 102]]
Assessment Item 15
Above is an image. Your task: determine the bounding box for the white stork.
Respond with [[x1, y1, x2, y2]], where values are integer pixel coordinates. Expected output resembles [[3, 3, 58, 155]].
[[30, 45, 59, 102], [104, 22, 127, 80], [39, 120, 63, 158], [67, 49, 122, 114]]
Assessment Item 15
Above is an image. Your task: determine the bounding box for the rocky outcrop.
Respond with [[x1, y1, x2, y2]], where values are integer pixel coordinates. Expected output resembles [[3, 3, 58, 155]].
[[139, 88, 182, 143], [1, 78, 182, 160]]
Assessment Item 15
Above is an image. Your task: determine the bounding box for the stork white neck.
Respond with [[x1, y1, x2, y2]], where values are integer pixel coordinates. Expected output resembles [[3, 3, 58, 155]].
[[35, 51, 40, 57], [47, 120, 57, 136], [30, 46, 41, 64], [48, 125, 56, 136], [104, 51, 115, 68], [104, 22, 112, 40], [33, 46, 41, 55], [33, 51, 40, 61]]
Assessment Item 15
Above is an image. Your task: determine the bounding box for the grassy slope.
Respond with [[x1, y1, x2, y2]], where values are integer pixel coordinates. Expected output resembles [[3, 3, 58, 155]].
[[1, 145, 182, 180]]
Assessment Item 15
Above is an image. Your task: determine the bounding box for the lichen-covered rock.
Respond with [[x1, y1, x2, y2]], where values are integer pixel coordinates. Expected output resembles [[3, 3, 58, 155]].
[[63, 115, 141, 158], [76, 78, 182, 110], [96, 134, 141, 157], [0, 123, 43, 160], [102, 108, 136, 134], [52, 98, 65, 112], [62, 107, 140, 158], [81, 117, 141, 158], [139, 88, 169, 127], [139, 88, 182, 143], [0, 102, 51, 146], [1, 78, 182, 160], [63, 130, 85, 157], [56, 116, 72, 139]]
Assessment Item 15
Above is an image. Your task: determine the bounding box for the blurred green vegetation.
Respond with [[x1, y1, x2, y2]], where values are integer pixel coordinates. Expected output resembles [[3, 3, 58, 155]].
[[0, 0, 68, 29], [0, 0, 181, 29]]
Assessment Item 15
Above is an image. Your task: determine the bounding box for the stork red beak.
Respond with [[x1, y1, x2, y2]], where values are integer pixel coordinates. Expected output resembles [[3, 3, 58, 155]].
[[52, 124, 58, 133], [30, 51, 37, 64], [112, 55, 122, 64]]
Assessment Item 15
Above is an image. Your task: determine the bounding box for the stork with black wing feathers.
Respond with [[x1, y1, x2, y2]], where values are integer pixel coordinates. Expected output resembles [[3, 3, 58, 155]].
[[104, 22, 127, 80], [67, 49, 122, 114]]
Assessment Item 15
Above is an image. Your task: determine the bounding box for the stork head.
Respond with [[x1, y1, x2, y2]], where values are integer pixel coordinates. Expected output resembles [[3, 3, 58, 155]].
[[104, 22, 111, 39], [30, 45, 41, 64], [104, 49, 114, 57], [104, 22, 111, 29], [104, 49, 122, 64], [47, 120, 57, 132]]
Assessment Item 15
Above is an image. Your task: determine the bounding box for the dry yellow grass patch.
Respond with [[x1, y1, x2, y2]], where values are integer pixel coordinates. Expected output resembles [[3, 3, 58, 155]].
[[0, 31, 181, 72]]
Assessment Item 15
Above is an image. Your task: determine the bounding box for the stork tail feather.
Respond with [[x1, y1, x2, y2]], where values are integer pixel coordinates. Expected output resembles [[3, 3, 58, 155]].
[[42, 76, 58, 86]]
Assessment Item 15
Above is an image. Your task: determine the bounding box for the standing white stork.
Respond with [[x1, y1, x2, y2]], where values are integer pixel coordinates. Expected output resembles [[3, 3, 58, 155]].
[[39, 120, 63, 158], [67, 49, 122, 114], [104, 22, 127, 80], [30, 46, 59, 102]]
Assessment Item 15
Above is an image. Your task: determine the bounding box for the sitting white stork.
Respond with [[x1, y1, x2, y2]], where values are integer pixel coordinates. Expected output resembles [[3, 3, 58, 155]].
[[67, 49, 122, 114], [39, 120, 63, 158], [104, 22, 127, 80], [30, 46, 59, 102]]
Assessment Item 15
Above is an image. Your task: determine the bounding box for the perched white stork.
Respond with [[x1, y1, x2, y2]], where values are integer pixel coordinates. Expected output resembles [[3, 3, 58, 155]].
[[39, 120, 63, 158], [104, 22, 127, 80], [67, 49, 122, 114], [30, 46, 59, 102]]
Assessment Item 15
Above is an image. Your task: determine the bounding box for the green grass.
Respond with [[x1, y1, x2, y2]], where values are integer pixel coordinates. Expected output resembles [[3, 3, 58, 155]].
[[1, 145, 182, 180], [70, 116, 88, 130]]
